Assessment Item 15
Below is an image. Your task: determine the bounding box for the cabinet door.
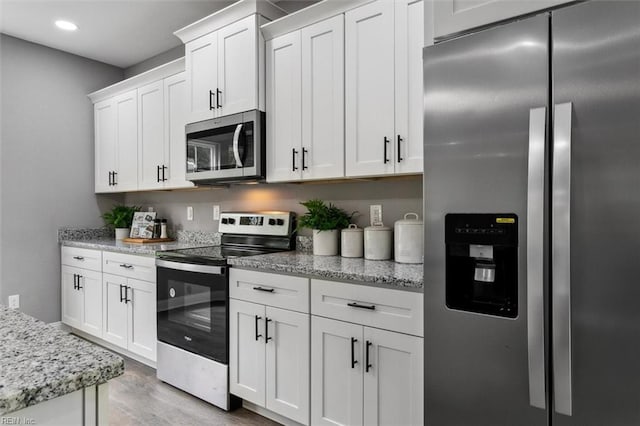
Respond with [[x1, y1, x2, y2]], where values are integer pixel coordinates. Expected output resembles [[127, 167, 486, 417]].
[[433, 0, 570, 40], [265, 307, 310, 425], [217, 15, 258, 116], [94, 99, 116, 193], [114, 90, 138, 191], [164, 72, 194, 189], [102, 273, 128, 349], [311, 316, 363, 426], [301, 15, 345, 180], [266, 31, 302, 182], [127, 279, 157, 362], [363, 328, 423, 426], [137, 80, 165, 190], [79, 269, 103, 337], [394, 0, 424, 174], [61, 266, 83, 329], [345, 0, 395, 177], [185, 31, 218, 123], [230, 299, 266, 405]]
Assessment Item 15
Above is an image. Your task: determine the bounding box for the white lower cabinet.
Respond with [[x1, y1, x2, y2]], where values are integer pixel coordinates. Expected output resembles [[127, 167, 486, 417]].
[[61, 265, 103, 337], [229, 269, 310, 425], [311, 316, 423, 426], [103, 273, 157, 361]]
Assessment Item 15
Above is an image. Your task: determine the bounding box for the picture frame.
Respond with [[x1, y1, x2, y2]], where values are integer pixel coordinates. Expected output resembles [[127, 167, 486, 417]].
[[130, 212, 157, 239]]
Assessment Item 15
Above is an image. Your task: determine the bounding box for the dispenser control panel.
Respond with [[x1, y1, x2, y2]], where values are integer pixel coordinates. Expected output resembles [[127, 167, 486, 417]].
[[445, 213, 518, 318]]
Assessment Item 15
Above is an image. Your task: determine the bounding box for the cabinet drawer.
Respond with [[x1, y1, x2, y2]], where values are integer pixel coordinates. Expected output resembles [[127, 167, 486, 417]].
[[230, 269, 310, 313], [311, 279, 423, 337], [103, 251, 156, 282], [61, 246, 102, 272]]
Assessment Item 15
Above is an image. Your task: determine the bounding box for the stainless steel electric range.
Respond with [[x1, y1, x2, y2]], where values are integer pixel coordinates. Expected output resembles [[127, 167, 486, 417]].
[[155, 211, 296, 410]]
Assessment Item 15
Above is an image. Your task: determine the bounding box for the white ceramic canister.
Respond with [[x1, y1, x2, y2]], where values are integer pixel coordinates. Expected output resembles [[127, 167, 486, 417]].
[[394, 213, 423, 264], [364, 223, 393, 260], [341, 224, 364, 258]]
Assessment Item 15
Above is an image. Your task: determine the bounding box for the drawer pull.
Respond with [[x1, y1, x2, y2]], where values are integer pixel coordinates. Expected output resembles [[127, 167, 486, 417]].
[[73, 256, 85, 261], [253, 286, 274, 293], [119, 264, 133, 269], [347, 302, 376, 310]]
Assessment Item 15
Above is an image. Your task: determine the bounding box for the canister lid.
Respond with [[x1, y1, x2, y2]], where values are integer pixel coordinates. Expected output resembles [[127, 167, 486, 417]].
[[342, 224, 363, 233], [365, 222, 392, 231], [394, 213, 423, 225]]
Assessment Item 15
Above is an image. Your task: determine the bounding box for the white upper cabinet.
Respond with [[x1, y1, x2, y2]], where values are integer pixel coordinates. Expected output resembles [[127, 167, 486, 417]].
[[185, 32, 219, 123], [433, 0, 572, 40], [395, 0, 424, 174], [301, 15, 345, 180], [90, 58, 192, 193], [345, 0, 395, 177], [345, 0, 424, 177], [175, 0, 287, 124], [163, 72, 193, 189], [137, 80, 165, 190], [266, 31, 302, 182], [266, 14, 345, 183]]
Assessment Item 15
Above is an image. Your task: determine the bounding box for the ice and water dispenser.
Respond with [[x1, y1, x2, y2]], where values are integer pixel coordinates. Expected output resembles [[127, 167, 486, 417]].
[[445, 213, 518, 318]]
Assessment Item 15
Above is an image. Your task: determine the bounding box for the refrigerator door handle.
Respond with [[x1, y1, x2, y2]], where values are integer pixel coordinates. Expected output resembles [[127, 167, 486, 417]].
[[552, 102, 573, 416], [527, 107, 547, 410]]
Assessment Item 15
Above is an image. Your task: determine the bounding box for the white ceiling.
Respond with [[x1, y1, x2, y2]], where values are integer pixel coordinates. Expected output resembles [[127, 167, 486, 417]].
[[0, 0, 238, 68]]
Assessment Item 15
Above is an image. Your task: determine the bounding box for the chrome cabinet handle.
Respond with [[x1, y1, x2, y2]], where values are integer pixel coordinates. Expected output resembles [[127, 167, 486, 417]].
[[552, 102, 573, 416], [527, 107, 547, 410], [347, 302, 375, 310]]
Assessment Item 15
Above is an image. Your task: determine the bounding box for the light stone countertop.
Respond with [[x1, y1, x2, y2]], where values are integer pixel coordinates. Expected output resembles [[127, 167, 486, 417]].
[[0, 306, 124, 415], [60, 238, 210, 256], [228, 251, 424, 291]]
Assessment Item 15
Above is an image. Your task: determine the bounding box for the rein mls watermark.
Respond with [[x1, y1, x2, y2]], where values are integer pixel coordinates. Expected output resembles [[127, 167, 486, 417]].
[[0, 417, 35, 425]]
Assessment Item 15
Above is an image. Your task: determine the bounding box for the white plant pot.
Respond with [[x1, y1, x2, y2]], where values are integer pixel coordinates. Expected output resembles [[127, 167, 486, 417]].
[[115, 228, 130, 240], [313, 229, 339, 256]]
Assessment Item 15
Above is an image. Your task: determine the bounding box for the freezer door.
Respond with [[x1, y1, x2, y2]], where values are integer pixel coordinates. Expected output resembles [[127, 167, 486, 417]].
[[551, 2, 640, 425], [423, 14, 549, 426]]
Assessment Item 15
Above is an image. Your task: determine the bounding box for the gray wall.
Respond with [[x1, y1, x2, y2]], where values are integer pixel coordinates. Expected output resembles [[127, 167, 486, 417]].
[[0, 34, 124, 322], [124, 176, 423, 236], [123, 45, 184, 79]]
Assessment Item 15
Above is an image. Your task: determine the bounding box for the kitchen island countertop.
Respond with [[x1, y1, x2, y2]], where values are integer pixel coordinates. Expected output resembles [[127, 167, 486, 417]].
[[228, 251, 423, 291], [0, 305, 124, 415]]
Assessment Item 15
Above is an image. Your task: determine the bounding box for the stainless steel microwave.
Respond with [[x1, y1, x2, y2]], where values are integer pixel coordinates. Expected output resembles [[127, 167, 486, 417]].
[[186, 110, 265, 184]]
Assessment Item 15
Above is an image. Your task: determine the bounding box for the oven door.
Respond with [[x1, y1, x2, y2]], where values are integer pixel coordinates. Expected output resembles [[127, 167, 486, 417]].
[[156, 260, 228, 363], [185, 111, 258, 182]]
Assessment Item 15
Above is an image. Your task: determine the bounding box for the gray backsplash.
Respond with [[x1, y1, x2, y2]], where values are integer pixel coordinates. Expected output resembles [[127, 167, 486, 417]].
[[121, 176, 423, 237]]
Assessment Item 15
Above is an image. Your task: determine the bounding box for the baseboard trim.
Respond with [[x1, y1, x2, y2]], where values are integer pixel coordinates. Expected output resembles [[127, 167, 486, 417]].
[[241, 401, 306, 426]]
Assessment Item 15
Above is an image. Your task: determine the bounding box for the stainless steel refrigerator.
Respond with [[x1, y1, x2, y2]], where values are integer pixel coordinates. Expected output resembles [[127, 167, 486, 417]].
[[423, 1, 640, 425]]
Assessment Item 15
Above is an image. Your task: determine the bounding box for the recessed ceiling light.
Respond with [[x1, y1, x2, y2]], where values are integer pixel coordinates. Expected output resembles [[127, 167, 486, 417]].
[[55, 20, 78, 31]]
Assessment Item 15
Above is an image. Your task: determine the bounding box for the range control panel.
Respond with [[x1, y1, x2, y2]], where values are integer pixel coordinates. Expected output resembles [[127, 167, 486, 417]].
[[218, 212, 296, 236]]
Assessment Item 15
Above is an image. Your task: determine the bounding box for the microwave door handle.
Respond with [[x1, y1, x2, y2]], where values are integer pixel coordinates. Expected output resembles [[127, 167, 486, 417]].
[[232, 124, 244, 168]]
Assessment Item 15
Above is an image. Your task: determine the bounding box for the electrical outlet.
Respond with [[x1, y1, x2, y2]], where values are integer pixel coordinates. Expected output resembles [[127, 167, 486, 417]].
[[370, 204, 383, 225], [8, 294, 19, 309], [187, 206, 194, 221], [213, 205, 220, 221], [148, 206, 154, 212]]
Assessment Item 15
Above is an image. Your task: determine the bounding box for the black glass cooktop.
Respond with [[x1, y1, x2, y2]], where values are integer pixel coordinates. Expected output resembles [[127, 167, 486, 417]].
[[156, 245, 280, 266]]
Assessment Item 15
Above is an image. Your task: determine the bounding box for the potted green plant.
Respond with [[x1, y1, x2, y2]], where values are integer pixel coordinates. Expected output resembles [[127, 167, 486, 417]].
[[298, 199, 354, 256], [101, 205, 140, 240]]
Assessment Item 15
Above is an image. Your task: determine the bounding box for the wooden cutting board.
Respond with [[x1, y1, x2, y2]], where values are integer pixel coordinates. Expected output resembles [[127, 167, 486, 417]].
[[121, 238, 175, 244]]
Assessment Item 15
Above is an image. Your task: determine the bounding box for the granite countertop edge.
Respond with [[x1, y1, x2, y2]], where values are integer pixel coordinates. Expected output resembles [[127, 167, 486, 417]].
[[59, 239, 210, 256], [0, 306, 124, 415]]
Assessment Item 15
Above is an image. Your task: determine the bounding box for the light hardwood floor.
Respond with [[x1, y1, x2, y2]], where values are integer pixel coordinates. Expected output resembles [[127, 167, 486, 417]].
[[109, 356, 279, 425]]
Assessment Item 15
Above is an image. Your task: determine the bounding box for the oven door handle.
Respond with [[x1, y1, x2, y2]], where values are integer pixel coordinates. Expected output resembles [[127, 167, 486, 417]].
[[156, 259, 225, 275], [232, 124, 244, 168]]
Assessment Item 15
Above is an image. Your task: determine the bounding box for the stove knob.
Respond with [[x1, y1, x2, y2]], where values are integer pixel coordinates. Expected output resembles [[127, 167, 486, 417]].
[[276, 219, 285, 226], [221, 218, 228, 224], [268, 218, 276, 225], [228, 218, 235, 225]]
